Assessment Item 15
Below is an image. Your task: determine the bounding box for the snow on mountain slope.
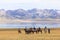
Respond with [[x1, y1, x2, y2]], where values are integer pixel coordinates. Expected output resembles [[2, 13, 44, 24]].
[[0, 9, 60, 24]]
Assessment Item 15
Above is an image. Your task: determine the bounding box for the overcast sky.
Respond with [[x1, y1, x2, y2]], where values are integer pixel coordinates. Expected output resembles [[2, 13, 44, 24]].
[[0, 0, 60, 10]]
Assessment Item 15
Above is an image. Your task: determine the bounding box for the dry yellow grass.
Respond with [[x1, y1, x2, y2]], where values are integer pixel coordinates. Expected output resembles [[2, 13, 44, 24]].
[[0, 28, 60, 40], [0, 29, 18, 40], [18, 28, 60, 40]]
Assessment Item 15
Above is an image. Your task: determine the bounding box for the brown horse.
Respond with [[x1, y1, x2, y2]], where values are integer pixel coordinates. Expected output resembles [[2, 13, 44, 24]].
[[24, 27, 42, 34], [31, 27, 42, 34], [18, 28, 21, 33], [37, 27, 42, 34], [48, 28, 50, 34], [24, 28, 32, 34]]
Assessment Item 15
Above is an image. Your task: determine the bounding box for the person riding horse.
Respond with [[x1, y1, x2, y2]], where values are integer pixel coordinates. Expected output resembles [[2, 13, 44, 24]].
[[37, 27, 42, 33], [44, 26, 47, 33], [24, 27, 32, 34], [24, 27, 42, 34]]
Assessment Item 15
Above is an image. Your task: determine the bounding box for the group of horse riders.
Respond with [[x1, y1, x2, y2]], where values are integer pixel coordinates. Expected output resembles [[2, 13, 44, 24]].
[[18, 26, 50, 34]]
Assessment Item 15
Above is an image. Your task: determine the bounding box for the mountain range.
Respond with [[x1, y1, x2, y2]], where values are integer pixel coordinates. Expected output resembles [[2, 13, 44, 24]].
[[0, 8, 60, 24]]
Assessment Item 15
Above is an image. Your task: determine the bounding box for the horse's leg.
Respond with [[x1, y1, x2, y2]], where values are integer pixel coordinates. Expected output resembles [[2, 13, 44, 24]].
[[36, 31, 37, 34], [26, 31, 30, 34], [32, 31, 34, 34], [36, 29, 39, 34], [25, 31, 28, 34], [19, 31, 21, 33], [25, 30, 29, 34], [36, 30, 39, 34], [25, 31, 27, 34], [41, 30, 42, 34], [38, 31, 39, 34]]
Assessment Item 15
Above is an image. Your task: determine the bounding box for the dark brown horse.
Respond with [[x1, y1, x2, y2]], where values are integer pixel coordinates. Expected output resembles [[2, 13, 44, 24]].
[[37, 27, 42, 33], [18, 28, 21, 33], [24, 28, 32, 34], [31, 27, 42, 34], [24, 27, 42, 34], [48, 28, 50, 34]]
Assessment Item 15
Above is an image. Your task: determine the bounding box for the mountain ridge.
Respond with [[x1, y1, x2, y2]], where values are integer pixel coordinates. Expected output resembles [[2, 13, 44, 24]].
[[0, 9, 60, 24]]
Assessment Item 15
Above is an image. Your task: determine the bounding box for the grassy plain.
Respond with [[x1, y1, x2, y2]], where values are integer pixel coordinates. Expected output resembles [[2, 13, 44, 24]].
[[0, 28, 60, 40]]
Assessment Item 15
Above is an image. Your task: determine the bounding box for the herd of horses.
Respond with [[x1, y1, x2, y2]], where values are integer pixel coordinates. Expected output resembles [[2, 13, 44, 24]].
[[18, 27, 50, 34]]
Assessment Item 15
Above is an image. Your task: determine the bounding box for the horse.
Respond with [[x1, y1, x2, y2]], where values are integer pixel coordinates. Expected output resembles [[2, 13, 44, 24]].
[[18, 28, 21, 33], [37, 27, 42, 34], [24, 27, 36, 34], [44, 26, 47, 33], [31, 27, 42, 34], [24, 28, 32, 34], [24, 27, 42, 34], [48, 28, 50, 34]]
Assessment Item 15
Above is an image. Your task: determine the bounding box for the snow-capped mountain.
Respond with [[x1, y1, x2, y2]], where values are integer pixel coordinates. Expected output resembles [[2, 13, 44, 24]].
[[0, 9, 60, 24], [3, 9, 60, 19], [0, 8, 60, 19], [27, 9, 58, 19]]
